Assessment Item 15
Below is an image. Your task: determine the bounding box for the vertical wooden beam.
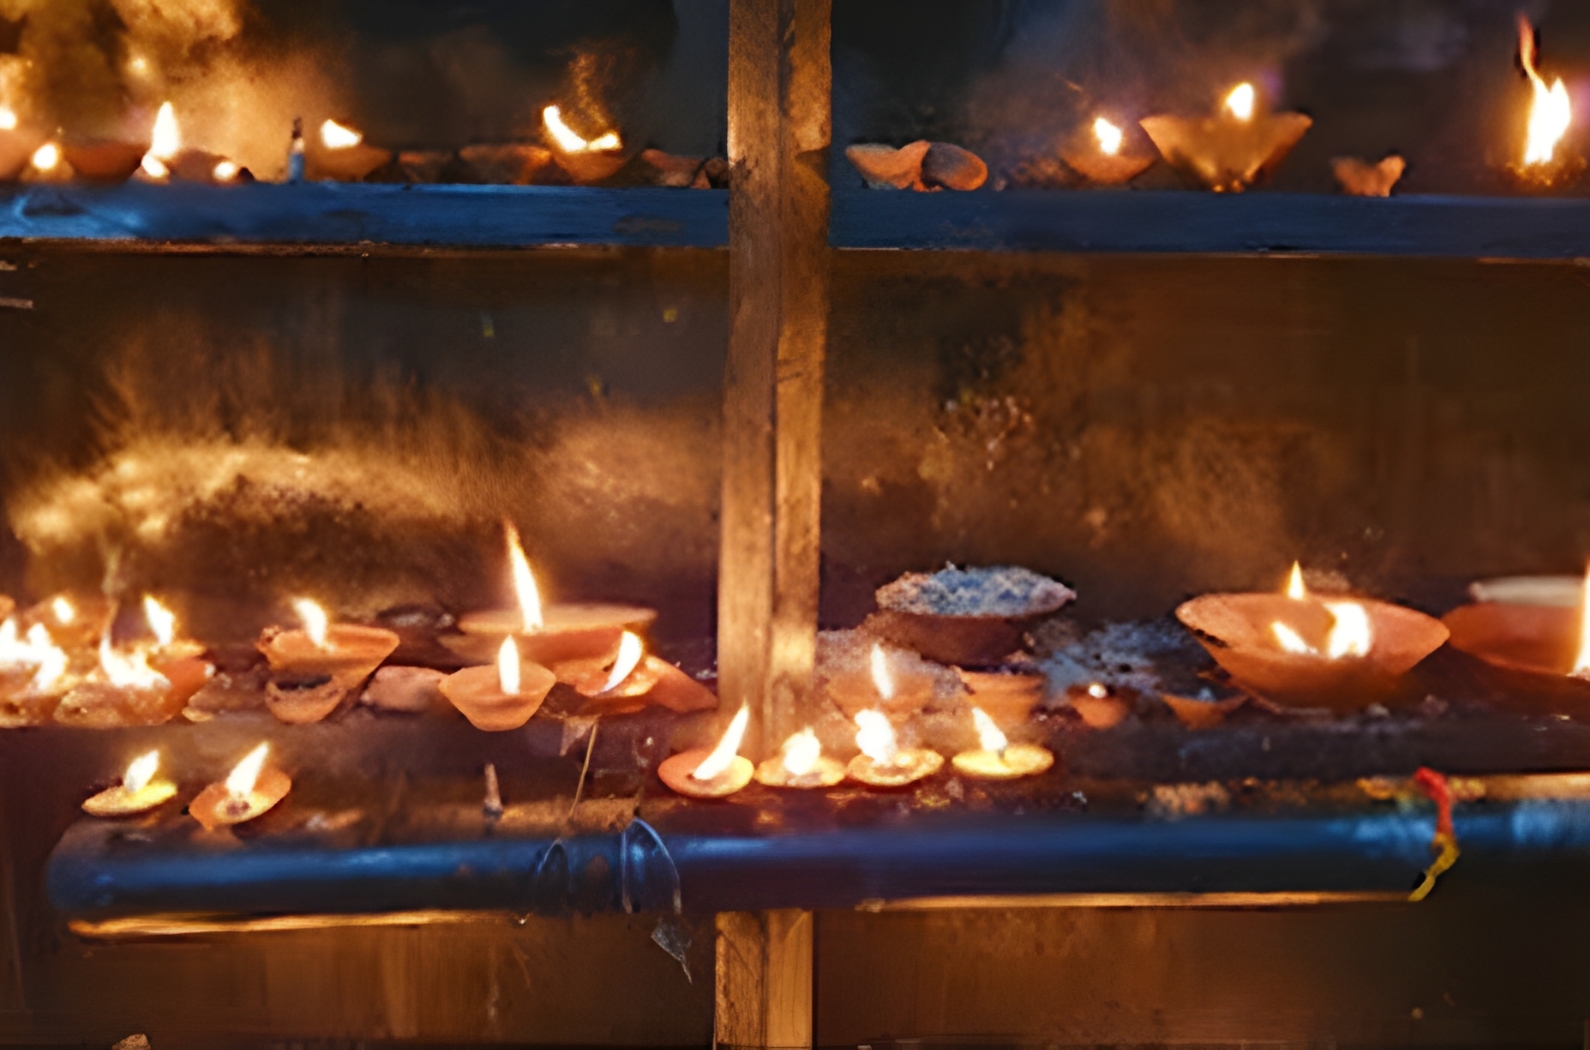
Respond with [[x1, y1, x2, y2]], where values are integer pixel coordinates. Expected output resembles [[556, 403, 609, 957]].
[[721, 0, 832, 757], [715, 910, 815, 1050]]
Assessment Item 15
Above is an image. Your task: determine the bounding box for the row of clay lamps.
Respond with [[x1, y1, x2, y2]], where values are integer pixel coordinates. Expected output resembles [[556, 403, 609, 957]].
[[82, 743, 291, 831]]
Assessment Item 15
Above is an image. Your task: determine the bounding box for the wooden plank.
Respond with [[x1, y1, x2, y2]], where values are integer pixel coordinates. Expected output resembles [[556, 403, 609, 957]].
[[0, 183, 727, 248], [715, 910, 814, 1050], [720, 0, 832, 756], [830, 188, 1590, 258]]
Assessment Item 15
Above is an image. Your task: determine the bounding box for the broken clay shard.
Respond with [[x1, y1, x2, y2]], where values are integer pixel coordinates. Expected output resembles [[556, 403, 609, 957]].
[[922, 142, 988, 191], [845, 141, 929, 190], [1332, 154, 1405, 197]]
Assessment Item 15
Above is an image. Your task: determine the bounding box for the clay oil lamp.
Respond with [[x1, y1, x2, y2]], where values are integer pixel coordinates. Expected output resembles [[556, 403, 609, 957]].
[[951, 706, 1055, 781], [306, 119, 391, 182], [1140, 81, 1312, 193], [0, 96, 44, 181], [1067, 681, 1131, 729], [543, 104, 626, 183], [439, 637, 557, 731], [1175, 563, 1449, 711], [658, 705, 754, 800], [29, 593, 113, 652], [1332, 154, 1405, 197], [54, 634, 177, 727], [848, 709, 943, 788], [827, 642, 934, 721], [190, 743, 292, 831], [845, 141, 930, 190], [20, 141, 71, 182], [257, 598, 400, 724], [557, 630, 719, 715], [869, 565, 1074, 667], [1444, 563, 1590, 682], [82, 750, 176, 817], [449, 521, 656, 666], [754, 727, 845, 790], [141, 596, 213, 710], [1061, 115, 1157, 186], [1510, 18, 1580, 189], [955, 666, 1046, 727], [0, 618, 70, 726]]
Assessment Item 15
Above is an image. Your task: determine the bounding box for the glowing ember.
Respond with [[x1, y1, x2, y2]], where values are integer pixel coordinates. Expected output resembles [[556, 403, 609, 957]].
[[225, 743, 269, 799], [123, 750, 160, 794], [1572, 562, 1590, 677], [1225, 82, 1256, 122], [600, 631, 644, 693], [320, 119, 363, 149], [692, 704, 750, 781], [779, 727, 822, 777], [496, 636, 520, 695], [291, 598, 329, 649], [30, 143, 58, 171], [854, 709, 899, 765], [1323, 601, 1374, 659], [869, 642, 896, 701], [504, 521, 544, 631], [51, 596, 74, 624], [971, 706, 1008, 754], [212, 160, 239, 181], [1093, 116, 1124, 156], [98, 635, 168, 690], [0, 108, 15, 132], [1272, 621, 1315, 655], [143, 595, 176, 647], [1520, 18, 1571, 168], [1286, 561, 1307, 600], [543, 105, 621, 153]]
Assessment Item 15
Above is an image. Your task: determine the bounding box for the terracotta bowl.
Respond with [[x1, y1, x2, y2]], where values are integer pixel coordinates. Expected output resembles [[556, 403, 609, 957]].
[[1139, 112, 1311, 193], [1175, 592, 1448, 710], [955, 668, 1046, 726], [865, 609, 1049, 668], [1443, 602, 1584, 679], [62, 140, 147, 182]]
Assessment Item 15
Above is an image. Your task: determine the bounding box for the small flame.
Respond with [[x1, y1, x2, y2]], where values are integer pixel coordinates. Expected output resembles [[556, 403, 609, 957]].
[[1520, 18, 1572, 167], [149, 101, 180, 160], [1087, 682, 1108, 698], [98, 635, 169, 690], [320, 119, 363, 149], [1574, 562, 1590, 676], [1323, 601, 1373, 658], [1272, 621, 1315, 654], [224, 742, 269, 799], [24, 624, 66, 691], [496, 636, 520, 695], [600, 631, 645, 694], [1093, 116, 1123, 156], [292, 598, 329, 649], [543, 105, 621, 153], [1225, 82, 1256, 122], [30, 143, 58, 171], [692, 705, 750, 781], [854, 709, 899, 765], [123, 750, 159, 794], [504, 521, 544, 631], [51, 596, 75, 624], [869, 643, 896, 701], [1286, 562, 1307, 600], [0, 108, 15, 131], [971, 706, 1008, 754], [143, 595, 176, 647], [779, 727, 822, 777], [212, 160, 239, 181], [140, 154, 169, 179]]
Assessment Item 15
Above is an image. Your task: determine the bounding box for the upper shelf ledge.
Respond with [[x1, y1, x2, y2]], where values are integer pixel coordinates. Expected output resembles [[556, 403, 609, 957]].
[[0, 183, 728, 249], [829, 189, 1590, 259]]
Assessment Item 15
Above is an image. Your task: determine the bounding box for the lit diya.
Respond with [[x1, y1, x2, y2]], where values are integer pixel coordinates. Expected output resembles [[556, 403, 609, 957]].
[[1510, 18, 1580, 189], [1060, 115, 1157, 186], [82, 750, 176, 817], [1175, 563, 1449, 711], [827, 642, 935, 721], [306, 119, 391, 182], [1140, 82, 1311, 193], [447, 521, 656, 666], [543, 104, 626, 183], [658, 705, 754, 799], [951, 707, 1055, 781], [141, 595, 213, 706], [754, 727, 846, 789], [1444, 563, 1590, 682], [190, 743, 291, 831], [439, 637, 556, 731], [847, 709, 943, 788], [1067, 681, 1131, 729], [0, 618, 70, 726], [553, 630, 715, 715], [54, 635, 178, 727], [257, 598, 400, 724]]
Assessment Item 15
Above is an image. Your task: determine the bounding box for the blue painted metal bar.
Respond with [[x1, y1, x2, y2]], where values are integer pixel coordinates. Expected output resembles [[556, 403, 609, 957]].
[[0, 183, 729, 248], [830, 189, 1590, 258]]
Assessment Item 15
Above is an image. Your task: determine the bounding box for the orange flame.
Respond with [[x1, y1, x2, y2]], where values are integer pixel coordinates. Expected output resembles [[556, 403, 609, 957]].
[[497, 636, 521, 695], [1225, 82, 1256, 122], [971, 706, 1008, 754], [30, 143, 58, 172], [854, 709, 899, 765], [692, 705, 749, 780], [600, 631, 644, 694], [225, 743, 269, 799], [1573, 562, 1590, 676], [123, 750, 160, 794], [1520, 18, 1571, 167], [292, 598, 329, 648], [320, 119, 362, 149], [543, 105, 621, 153], [779, 727, 822, 777], [503, 521, 544, 631]]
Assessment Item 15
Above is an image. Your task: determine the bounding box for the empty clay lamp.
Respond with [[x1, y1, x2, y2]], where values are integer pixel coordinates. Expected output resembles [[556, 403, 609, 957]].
[[955, 667, 1046, 727], [1510, 18, 1581, 189], [440, 637, 557, 731], [450, 522, 657, 666], [845, 141, 930, 190], [190, 743, 292, 831], [306, 119, 391, 181], [257, 598, 400, 724], [658, 705, 754, 799], [951, 707, 1054, 781], [1061, 115, 1157, 186], [754, 727, 845, 789], [1332, 154, 1405, 197], [55, 635, 177, 727], [1175, 563, 1449, 710], [1067, 681, 1131, 729], [1444, 564, 1590, 681], [869, 565, 1075, 667], [847, 709, 943, 788], [827, 642, 935, 721], [543, 104, 626, 183], [82, 749, 176, 817], [1140, 82, 1312, 193]]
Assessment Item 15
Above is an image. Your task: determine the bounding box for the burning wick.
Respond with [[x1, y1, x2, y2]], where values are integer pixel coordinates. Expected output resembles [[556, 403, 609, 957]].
[[1093, 116, 1124, 156], [506, 521, 545, 632], [140, 100, 180, 179], [81, 749, 176, 817], [30, 142, 58, 172], [320, 119, 363, 150], [191, 742, 292, 830], [1225, 82, 1256, 122], [97, 634, 170, 692], [226, 742, 268, 799], [1267, 564, 1374, 659], [496, 636, 520, 695], [1286, 561, 1307, 600], [951, 706, 1055, 781], [1520, 17, 1571, 169], [870, 643, 895, 701], [755, 725, 844, 789], [658, 705, 754, 799], [849, 709, 943, 788], [292, 598, 330, 649], [143, 595, 176, 648], [855, 709, 898, 766], [212, 160, 239, 182], [598, 631, 644, 695], [543, 105, 621, 153], [51, 596, 75, 624]]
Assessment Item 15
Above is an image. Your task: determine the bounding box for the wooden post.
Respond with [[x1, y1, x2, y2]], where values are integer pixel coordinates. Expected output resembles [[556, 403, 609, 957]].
[[720, 0, 832, 757], [715, 911, 815, 1050]]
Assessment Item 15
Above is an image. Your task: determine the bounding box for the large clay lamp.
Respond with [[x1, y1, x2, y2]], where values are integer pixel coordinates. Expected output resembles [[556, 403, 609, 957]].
[[658, 705, 754, 799], [1140, 82, 1311, 193], [1176, 563, 1448, 711]]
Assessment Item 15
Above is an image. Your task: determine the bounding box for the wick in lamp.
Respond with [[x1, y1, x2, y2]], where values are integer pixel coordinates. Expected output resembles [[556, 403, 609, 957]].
[[190, 743, 292, 831]]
